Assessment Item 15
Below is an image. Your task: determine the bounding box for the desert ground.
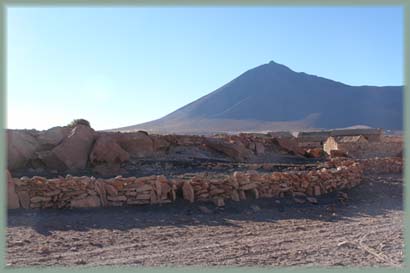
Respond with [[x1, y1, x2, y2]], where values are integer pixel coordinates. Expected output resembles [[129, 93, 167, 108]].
[[7, 173, 403, 267]]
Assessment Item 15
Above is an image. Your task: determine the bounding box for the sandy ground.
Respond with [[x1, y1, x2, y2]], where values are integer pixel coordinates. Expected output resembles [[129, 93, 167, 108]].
[[7, 174, 403, 267]]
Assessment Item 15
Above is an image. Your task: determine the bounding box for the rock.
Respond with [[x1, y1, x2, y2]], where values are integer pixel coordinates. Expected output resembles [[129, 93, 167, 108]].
[[70, 196, 101, 208], [231, 190, 240, 202], [293, 197, 306, 204], [182, 182, 194, 203], [36, 150, 67, 171], [7, 170, 20, 209], [89, 134, 129, 173], [306, 196, 318, 204], [305, 148, 324, 158], [104, 184, 118, 196], [205, 138, 252, 161], [37, 126, 71, 148], [107, 195, 127, 202], [330, 150, 349, 158], [95, 180, 108, 207], [50, 125, 95, 171], [116, 132, 154, 157], [7, 130, 40, 170], [275, 137, 305, 156], [30, 196, 51, 203], [16, 191, 30, 209]]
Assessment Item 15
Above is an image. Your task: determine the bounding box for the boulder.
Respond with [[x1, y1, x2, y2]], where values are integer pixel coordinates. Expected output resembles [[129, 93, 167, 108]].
[[36, 150, 67, 171], [37, 126, 71, 148], [7, 170, 20, 209], [7, 130, 40, 170], [89, 134, 129, 170], [50, 125, 95, 171], [116, 131, 154, 157], [205, 139, 252, 161]]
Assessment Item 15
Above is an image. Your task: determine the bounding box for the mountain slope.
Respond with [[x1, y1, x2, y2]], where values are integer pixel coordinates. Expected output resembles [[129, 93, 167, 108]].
[[115, 61, 403, 133]]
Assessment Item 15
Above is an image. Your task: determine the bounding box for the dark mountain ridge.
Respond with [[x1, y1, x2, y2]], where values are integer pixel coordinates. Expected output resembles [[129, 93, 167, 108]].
[[115, 61, 403, 133]]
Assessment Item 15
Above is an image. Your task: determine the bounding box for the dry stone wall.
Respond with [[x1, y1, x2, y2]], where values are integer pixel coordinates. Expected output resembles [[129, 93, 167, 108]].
[[335, 142, 402, 159], [7, 157, 402, 209]]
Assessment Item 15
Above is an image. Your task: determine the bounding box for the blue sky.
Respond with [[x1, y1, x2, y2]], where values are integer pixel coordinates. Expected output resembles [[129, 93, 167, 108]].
[[7, 6, 403, 130]]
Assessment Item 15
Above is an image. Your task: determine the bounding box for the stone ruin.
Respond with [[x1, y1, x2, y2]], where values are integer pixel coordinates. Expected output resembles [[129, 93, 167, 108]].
[[6, 122, 404, 210]]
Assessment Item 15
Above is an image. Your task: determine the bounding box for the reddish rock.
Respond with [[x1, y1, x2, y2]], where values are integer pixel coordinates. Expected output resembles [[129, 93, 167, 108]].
[[231, 190, 240, 202], [50, 125, 95, 171], [7, 170, 20, 209], [95, 180, 108, 207], [37, 126, 71, 147], [330, 150, 349, 158], [7, 130, 40, 170], [70, 196, 101, 208], [205, 139, 252, 161], [275, 137, 305, 156], [182, 182, 194, 203], [36, 150, 67, 171], [305, 148, 324, 158], [116, 131, 154, 157], [16, 191, 30, 209], [104, 184, 118, 196], [90, 135, 129, 171]]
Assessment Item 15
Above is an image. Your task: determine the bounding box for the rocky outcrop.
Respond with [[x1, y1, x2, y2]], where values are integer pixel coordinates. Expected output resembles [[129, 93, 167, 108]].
[[89, 135, 129, 175]]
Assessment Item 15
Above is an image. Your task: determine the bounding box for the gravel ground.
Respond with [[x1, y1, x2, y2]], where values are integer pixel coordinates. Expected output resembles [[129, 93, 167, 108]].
[[6, 174, 403, 267]]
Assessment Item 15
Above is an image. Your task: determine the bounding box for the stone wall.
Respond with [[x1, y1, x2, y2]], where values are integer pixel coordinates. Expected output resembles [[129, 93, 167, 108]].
[[334, 142, 402, 159], [7, 157, 402, 209]]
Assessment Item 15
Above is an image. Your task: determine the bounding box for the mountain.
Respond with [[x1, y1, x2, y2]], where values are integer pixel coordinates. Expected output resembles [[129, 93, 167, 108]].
[[114, 61, 403, 134]]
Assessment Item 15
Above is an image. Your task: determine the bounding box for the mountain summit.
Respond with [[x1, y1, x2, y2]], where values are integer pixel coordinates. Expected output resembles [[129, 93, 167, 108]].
[[115, 61, 403, 133]]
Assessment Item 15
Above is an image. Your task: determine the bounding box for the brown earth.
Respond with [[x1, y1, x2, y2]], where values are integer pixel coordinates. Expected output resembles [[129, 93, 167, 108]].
[[6, 174, 403, 267]]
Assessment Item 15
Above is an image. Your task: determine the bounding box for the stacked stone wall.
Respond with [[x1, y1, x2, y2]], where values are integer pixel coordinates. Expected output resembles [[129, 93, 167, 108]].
[[7, 157, 402, 209]]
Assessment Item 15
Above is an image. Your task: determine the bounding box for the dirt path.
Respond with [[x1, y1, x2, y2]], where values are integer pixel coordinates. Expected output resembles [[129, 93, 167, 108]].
[[7, 174, 403, 267]]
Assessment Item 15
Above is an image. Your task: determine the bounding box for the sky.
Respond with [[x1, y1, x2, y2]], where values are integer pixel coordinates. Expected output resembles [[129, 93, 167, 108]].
[[7, 6, 403, 130]]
